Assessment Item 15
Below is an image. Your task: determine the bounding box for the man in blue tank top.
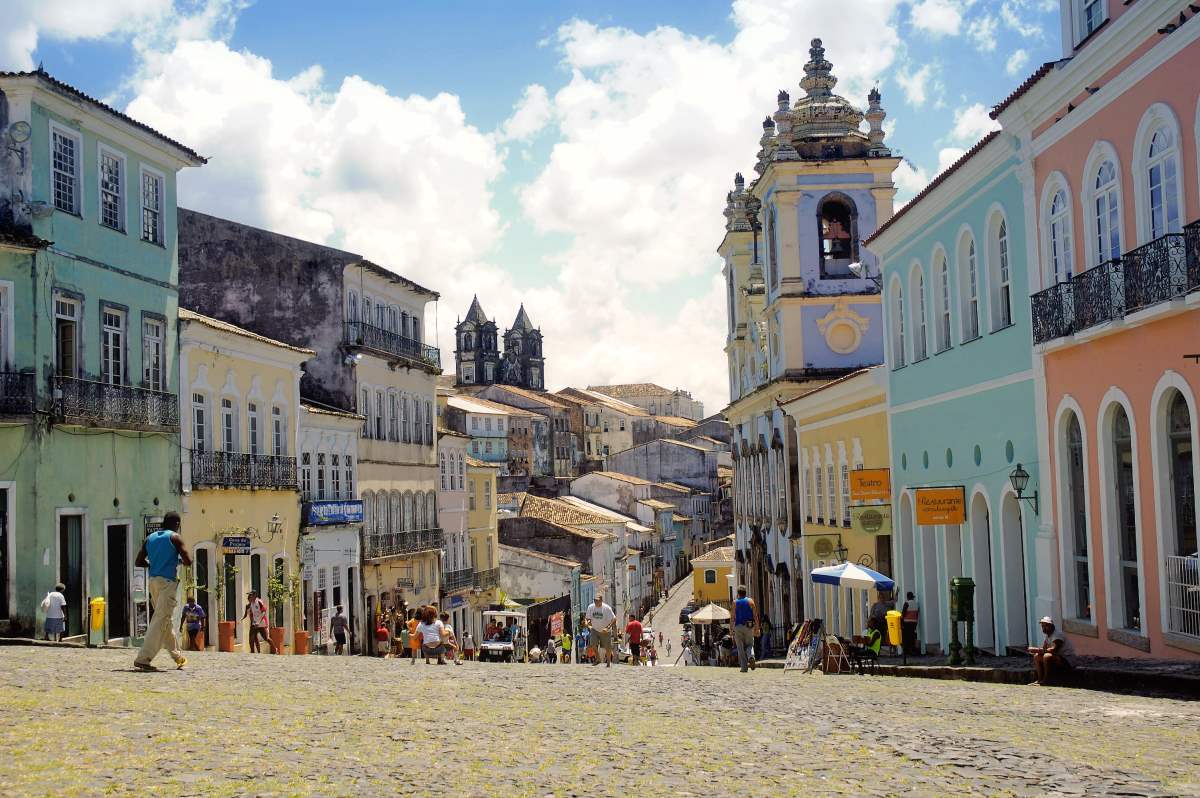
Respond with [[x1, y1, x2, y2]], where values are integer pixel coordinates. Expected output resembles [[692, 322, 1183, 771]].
[[732, 585, 760, 673], [133, 512, 192, 671]]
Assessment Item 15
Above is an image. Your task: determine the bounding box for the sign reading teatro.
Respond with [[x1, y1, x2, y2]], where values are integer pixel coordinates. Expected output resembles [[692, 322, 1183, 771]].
[[914, 487, 966, 525], [849, 468, 891, 503]]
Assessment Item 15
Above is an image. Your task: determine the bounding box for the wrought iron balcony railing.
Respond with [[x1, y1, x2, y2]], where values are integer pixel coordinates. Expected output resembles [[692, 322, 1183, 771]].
[[53, 376, 179, 431], [442, 567, 474, 593], [190, 450, 297, 490], [363, 527, 445, 561], [0, 372, 36, 416], [1123, 233, 1190, 312], [473, 567, 499, 590], [343, 321, 440, 370], [1032, 221, 1200, 345]]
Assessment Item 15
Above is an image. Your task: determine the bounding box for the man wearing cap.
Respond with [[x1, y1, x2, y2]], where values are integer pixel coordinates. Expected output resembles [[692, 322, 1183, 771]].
[[1028, 616, 1073, 685]]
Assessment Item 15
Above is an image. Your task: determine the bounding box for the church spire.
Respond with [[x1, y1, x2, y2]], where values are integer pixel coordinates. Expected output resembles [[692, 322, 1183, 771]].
[[511, 304, 535, 333], [464, 294, 488, 324]]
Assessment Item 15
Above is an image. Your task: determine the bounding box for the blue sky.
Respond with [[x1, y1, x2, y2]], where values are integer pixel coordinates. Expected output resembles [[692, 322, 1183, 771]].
[[9, 0, 1062, 411]]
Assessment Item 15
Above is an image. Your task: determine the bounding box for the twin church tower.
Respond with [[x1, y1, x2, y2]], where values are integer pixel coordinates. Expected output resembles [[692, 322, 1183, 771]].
[[454, 296, 545, 390]]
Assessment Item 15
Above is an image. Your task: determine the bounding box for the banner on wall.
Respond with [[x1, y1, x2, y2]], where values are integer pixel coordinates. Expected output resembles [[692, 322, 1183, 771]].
[[850, 504, 893, 536], [849, 468, 891, 502], [915, 487, 966, 525]]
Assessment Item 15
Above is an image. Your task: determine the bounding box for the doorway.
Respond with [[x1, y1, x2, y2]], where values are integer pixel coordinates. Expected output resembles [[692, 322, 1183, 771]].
[[969, 493, 997, 652], [106, 524, 130, 639], [1001, 493, 1029, 647], [0, 489, 8, 620], [58, 514, 84, 637]]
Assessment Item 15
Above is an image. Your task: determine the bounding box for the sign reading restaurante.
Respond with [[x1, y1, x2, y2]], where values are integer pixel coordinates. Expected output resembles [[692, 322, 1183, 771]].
[[850, 504, 893, 536], [914, 487, 966, 525]]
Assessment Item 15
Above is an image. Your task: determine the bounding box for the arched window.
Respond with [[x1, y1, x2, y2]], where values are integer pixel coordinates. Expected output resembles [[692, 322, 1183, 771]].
[[766, 206, 779, 289], [889, 280, 905, 368], [990, 218, 1012, 330], [1064, 412, 1090, 620], [1146, 128, 1182, 239], [958, 234, 980, 340], [1092, 160, 1122, 264], [1166, 392, 1196, 558], [933, 253, 951, 352], [347, 291, 359, 322], [817, 194, 858, 278], [1110, 405, 1140, 631], [910, 267, 928, 361], [1048, 189, 1073, 284], [704, 569, 717, 584]]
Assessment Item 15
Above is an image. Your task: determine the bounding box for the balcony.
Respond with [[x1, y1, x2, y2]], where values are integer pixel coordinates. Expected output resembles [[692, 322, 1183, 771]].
[[190, 450, 297, 490], [0, 372, 36, 417], [1165, 555, 1199, 641], [363, 528, 445, 561], [1031, 222, 1200, 345], [442, 567, 474, 593], [53, 376, 179, 431], [473, 567, 499, 590], [343, 321, 440, 371]]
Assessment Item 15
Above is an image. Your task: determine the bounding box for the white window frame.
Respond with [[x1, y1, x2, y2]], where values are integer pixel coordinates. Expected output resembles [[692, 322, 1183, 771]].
[[192, 392, 209, 453], [1076, 0, 1107, 45], [933, 251, 952, 352], [54, 295, 80, 378], [1044, 179, 1075, 285], [221, 396, 237, 452], [139, 165, 166, 246], [957, 231, 980, 341], [909, 264, 927, 361], [272, 405, 285, 456], [888, 277, 905, 369], [247, 402, 260, 455], [50, 122, 82, 216], [97, 144, 126, 232], [1082, 143, 1124, 268], [141, 317, 164, 391], [101, 306, 125, 386], [1134, 109, 1185, 243]]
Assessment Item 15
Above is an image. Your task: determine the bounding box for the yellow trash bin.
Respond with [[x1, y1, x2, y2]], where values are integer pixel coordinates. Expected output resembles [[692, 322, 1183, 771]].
[[89, 597, 105, 633], [886, 609, 902, 647]]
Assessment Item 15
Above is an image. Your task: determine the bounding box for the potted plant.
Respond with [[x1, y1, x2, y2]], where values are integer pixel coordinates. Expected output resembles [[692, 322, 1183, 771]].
[[213, 559, 239, 653], [180, 566, 207, 650], [288, 571, 310, 655], [266, 568, 289, 655]]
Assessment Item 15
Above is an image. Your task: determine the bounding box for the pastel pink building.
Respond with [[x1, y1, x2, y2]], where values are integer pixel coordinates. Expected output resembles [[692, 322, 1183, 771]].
[[997, 0, 1200, 659]]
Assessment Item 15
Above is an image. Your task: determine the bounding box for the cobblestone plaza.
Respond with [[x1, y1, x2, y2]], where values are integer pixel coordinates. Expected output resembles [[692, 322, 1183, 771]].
[[0, 647, 1196, 797]]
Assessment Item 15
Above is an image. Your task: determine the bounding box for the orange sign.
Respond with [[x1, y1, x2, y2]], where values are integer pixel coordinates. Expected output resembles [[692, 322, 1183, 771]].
[[849, 468, 891, 502], [915, 487, 966, 525]]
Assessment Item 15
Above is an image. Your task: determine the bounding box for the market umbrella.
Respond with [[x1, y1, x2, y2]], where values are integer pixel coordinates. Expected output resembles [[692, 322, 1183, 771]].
[[809, 562, 896, 592], [687, 603, 731, 624]]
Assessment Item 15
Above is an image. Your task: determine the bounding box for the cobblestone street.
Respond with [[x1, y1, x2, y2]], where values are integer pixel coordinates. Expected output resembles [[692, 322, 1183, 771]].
[[0, 647, 1197, 797]]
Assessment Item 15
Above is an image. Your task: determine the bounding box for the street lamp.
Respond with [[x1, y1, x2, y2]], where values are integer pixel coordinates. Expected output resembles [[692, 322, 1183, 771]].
[[1008, 463, 1039, 515], [834, 540, 849, 563]]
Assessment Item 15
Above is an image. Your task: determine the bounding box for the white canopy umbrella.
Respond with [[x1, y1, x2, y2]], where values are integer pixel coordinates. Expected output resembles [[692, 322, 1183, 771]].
[[687, 603, 732, 624]]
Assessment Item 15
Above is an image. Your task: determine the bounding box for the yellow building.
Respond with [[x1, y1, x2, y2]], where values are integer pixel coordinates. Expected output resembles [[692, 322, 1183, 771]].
[[178, 309, 313, 652], [690, 547, 735, 607], [780, 366, 890, 638], [466, 456, 501, 641]]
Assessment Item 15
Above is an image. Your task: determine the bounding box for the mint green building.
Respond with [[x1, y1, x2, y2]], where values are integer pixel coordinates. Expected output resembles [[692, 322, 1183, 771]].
[[0, 70, 204, 640]]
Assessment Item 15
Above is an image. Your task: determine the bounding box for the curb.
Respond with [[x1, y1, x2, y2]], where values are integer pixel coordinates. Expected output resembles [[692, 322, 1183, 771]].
[[0, 637, 127, 650]]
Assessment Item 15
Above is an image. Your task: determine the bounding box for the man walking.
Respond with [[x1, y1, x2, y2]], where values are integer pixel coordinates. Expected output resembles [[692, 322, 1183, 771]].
[[330, 605, 349, 655], [242, 591, 275, 654], [626, 614, 644, 666], [585, 595, 617, 668], [732, 585, 759, 673], [133, 512, 191, 671]]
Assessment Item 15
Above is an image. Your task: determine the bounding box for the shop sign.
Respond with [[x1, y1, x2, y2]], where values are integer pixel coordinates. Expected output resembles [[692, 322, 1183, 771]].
[[302, 540, 316, 567], [849, 468, 891, 502], [915, 487, 966, 525], [550, 611, 564, 637], [850, 504, 892, 536], [222, 535, 251, 555], [449, 595, 465, 609], [804, 534, 839, 562], [305, 500, 364, 526]]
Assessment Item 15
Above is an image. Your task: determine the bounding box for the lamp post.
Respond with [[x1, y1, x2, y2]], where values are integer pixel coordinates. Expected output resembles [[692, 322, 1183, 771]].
[[1008, 463, 1039, 515]]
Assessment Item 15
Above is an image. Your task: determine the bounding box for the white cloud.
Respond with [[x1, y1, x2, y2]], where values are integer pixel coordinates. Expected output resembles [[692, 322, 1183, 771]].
[[949, 102, 999, 144], [896, 63, 936, 107], [1005, 48, 1030, 76], [894, 157, 930, 198], [910, 0, 963, 36], [967, 14, 999, 51], [936, 146, 966, 173], [501, 84, 553, 142], [0, 0, 241, 70], [1000, 1, 1045, 37]]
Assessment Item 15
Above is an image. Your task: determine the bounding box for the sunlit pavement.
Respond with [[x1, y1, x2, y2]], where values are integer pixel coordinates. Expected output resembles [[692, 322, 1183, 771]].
[[1, 646, 1197, 797]]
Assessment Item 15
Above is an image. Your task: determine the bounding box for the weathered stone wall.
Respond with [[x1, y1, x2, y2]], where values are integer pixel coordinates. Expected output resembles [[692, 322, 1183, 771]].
[[498, 516, 597, 574], [178, 208, 358, 409]]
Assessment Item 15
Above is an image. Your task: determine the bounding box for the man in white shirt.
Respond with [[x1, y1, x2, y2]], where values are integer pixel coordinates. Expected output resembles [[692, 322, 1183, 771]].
[[42, 583, 68, 641], [1029, 616, 1074, 686], [585, 595, 617, 668]]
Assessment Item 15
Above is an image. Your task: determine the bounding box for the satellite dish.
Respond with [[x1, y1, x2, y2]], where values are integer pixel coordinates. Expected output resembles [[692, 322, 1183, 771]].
[[6, 121, 31, 144]]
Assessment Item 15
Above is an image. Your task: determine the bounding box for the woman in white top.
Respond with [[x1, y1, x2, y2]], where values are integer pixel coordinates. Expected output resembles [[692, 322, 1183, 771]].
[[415, 607, 446, 665], [42, 583, 68, 641]]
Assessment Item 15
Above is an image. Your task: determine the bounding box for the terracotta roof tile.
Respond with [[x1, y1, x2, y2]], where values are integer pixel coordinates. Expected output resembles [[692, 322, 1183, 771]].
[[588, 383, 674, 398], [691, 546, 735, 564], [990, 60, 1058, 119], [520, 494, 619, 527], [587, 471, 651, 485]]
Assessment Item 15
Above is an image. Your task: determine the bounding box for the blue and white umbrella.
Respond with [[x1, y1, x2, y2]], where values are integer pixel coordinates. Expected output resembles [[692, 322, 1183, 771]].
[[810, 562, 895, 592]]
